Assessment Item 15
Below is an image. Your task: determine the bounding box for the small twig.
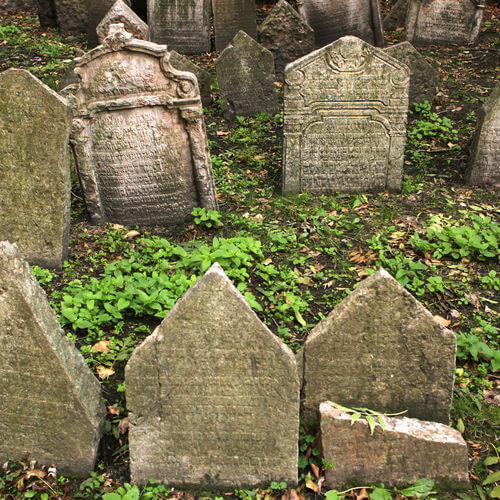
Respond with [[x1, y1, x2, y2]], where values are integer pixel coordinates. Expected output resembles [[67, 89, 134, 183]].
[[71, 190, 83, 200]]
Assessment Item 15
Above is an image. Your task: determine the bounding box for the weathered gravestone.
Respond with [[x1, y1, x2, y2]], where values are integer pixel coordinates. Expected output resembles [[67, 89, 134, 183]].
[[0, 69, 71, 270], [0, 0, 35, 13], [0, 241, 105, 475], [405, 0, 485, 46], [148, 0, 210, 54], [212, 0, 257, 52], [169, 50, 212, 107], [384, 41, 438, 105], [297, 269, 457, 424], [216, 31, 278, 117], [467, 83, 500, 191], [37, 0, 58, 28], [54, 0, 89, 32], [57, 49, 85, 93], [95, 0, 149, 44], [66, 25, 218, 226], [296, 0, 384, 47], [321, 403, 469, 487], [283, 36, 409, 194], [383, 0, 409, 31], [126, 263, 299, 488], [257, 0, 315, 78]]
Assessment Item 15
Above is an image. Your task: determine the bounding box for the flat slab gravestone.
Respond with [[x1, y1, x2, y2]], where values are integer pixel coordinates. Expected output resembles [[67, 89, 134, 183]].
[[283, 36, 409, 194], [87, 0, 132, 48], [297, 269, 457, 424], [296, 0, 384, 47], [384, 41, 439, 105], [405, 0, 485, 45], [126, 263, 300, 488], [66, 25, 218, 226], [467, 83, 500, 192], [320, 403, 469, 488], [383, 0, 410, 30], [212, 0, 257, 52], [216, 31, 278, 117], [0, 242, 105, 475], [54, 0, 89, 32], [0, 69, 71, 270], [148, 0, 210, 53], [257, 0, 315, 78]]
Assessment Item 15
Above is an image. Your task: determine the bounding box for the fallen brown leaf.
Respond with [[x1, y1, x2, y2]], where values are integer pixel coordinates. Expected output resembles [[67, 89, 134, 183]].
[[91, 340, 110, 353], [96, 366, 115, 379]]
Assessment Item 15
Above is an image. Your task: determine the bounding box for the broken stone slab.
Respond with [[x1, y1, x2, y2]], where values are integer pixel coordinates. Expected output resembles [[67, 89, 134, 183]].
[[405, 0, 485, 46], [384, 41, 439, 105], [54, 0, 89, 32], [216, 30, 278, 117], [320, 402, 469, 488], [126, 263, 299, 489], [257, 0, 315, 78], [0, 69, 71, 270], [467, 82, 500, 192], [383, 0, 409, 31], [0, 241, 105, 476], [298, 268, 457, 424]]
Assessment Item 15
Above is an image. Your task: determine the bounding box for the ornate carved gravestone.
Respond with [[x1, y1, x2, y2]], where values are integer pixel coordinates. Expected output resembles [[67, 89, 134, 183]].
[[384, 41, 439, 105], [0, 69, 71, 270], [283, 36, 409, 194], [296, 0, 384, 47], [0, 242, 105, 475], [54, 0, 89, 32], [212, 0, 257, 52], [297, 269, 457, 424], [148, 0, 210, 53], [405, 0, 485, 46], [126, 263, 299, 488], [66, 26, 218, 226], [257, 0, 315, 78], [467, 83, 500, 191], [87, 0, 131, 47], [216, 31, 278, 117]]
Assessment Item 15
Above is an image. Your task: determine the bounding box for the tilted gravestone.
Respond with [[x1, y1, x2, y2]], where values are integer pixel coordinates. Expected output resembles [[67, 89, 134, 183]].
[[126, 263, 299, 488], [148, 0, 210, 54], [216, 31, 278, 117], [467, 83, 500, 192], [87, 0, 132, 48], [297, 269, 457, 424], [383, 0, 409, 30], [0, 69, 71, 270], [66, 25, 218, 226], [296, 0, 384, 48], [257, 0, 315, 78], [283, 36, 409, 194], [384, 41, 438, 105], [96, 0, 149, 44], [405, 0, 485, 46], [54, 0, 89, 32], [212, 0, 257, 52], [0, 241, 105, 475]]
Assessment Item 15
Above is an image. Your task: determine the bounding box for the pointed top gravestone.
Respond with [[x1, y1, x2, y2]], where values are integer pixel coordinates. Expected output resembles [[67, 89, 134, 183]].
[[54, 0, 89, 32], [216, 30, 278, 117], [257, 0, 315, 78], [0, 68, 71, 270], [96, 0, 148, 44], [87, 0, 132, 47], [126, 263, 299, 488], [148, 0, 210, 53], [0, 242, 105, 475], [383, 0, 409, 31], [296, 0, 384, 47], [298, 268, 457, 424], [212, 0, 257, 52]]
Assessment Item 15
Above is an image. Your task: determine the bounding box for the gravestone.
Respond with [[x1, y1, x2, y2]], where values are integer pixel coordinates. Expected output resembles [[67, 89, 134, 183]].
[[283, 36, 409, 194], [0, 0, 35, 13], [296, 0, 384, 47], [95, 0, 149, 44], [0, 69, 71, 270], [384, 41, 438, 105], [0, 242, 105, 475], [216, 31, 278, 117], [257, 0, 315, 78], [467, 83, 500, 191], [37, 0, 58, 27], [212, 0, 257, 52], [298, 269, 457, 424], [405, 0, 485, 45], [66, 25, 218, 226], [87, 0, 132, 48], [321, 403, 469, 487], [126, 263, 299, 488], [148, 0, 210, 54], [383, 0, 409, 30], [54, 0, 89, 32], [169, 51, 212, 107]]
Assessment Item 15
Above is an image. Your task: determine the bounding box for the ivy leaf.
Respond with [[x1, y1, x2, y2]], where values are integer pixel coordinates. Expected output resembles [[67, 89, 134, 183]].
[[484, 457, 500, 466], [325, 491, 339, 500], [483, 471, 500, 485]]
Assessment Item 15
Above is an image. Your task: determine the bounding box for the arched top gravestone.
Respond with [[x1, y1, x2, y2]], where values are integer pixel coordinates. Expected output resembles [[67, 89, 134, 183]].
[[66, 25, 218, 226], [126, 263, 299, 488]]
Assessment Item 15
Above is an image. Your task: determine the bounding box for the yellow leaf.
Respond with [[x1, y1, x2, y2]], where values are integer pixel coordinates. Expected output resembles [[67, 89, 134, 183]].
[[434, 315, 451, 327], [91, 340, 110, 353], [305, 479, 318, 492], [125, 230, 140, 239], [97, 366, 115, 379]]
